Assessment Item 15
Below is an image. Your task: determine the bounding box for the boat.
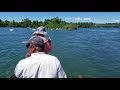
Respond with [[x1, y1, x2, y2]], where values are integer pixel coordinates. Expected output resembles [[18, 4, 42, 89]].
[[32, 28, 36, 30], [9, 28, 14, 31]]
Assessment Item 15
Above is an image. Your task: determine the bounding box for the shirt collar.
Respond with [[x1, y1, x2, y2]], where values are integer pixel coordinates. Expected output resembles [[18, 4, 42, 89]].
[[31, 52, 45, 56]]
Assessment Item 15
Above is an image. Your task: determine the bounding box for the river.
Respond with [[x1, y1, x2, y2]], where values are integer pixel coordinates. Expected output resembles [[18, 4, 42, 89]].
[[0, 27, 120, 78]]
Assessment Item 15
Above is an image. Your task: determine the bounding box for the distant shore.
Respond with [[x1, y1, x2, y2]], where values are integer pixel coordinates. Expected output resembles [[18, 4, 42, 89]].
[[0, 17, 120, 30]]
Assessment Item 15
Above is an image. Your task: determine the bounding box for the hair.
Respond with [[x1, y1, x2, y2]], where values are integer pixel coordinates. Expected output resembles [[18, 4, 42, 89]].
[[27, 43, 44, 52], [36, 46, 44, 52]]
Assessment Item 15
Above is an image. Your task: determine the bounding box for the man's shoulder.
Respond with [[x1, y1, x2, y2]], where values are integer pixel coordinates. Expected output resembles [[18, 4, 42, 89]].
[[46, 54, 58, 59], [17, 58, 28, 66], [45, 54, 60, 63]]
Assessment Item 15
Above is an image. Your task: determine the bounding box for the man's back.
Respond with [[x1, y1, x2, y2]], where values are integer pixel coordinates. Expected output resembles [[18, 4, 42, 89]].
[[14, 52, 67, 78]]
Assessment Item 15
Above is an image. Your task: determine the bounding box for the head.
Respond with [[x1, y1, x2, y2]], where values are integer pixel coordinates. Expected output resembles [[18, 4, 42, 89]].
[[25, 36, 45, 54], [33, 26, 47, 37]]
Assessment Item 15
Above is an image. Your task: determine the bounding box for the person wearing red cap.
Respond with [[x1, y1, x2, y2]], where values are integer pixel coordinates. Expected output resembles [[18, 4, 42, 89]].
[[26, 26, 52, 58]]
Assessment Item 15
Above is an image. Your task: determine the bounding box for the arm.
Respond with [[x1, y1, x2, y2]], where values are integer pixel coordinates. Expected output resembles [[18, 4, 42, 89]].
[[39, 36, 52, 54], [14, 61, 23, 78], [57, 61, 67, 78], [44, 41, 52, 54]]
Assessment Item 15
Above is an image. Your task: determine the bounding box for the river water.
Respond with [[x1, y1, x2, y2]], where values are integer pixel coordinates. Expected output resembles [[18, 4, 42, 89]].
[[0, 27, 120, 78]]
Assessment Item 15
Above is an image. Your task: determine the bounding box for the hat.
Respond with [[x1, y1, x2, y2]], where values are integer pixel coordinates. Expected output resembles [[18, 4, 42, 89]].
[[33, 26, 47, 35], [25, 36, 44, 48]]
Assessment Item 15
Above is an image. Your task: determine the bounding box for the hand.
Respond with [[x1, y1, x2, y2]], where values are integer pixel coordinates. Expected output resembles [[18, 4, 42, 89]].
[[48, 37, 51, 43], [26, 53, 31, 58]]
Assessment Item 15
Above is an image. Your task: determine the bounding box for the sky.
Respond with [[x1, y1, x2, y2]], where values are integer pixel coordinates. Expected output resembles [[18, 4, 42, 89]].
[[0, 12, 120, 23]]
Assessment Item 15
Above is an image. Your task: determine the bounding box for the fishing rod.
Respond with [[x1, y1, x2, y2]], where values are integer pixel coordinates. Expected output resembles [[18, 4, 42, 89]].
[[47, 28, 52, 44], [10, 74, 17, 78]]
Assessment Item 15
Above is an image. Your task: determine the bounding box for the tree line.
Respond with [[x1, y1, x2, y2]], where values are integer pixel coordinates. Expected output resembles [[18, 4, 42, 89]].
[[0, 17, 120, 30]]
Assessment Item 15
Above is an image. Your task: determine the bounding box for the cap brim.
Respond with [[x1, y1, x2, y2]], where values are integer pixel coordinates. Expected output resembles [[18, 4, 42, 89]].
[[22, 36, 35, 44], [21, 41, 29, 44]]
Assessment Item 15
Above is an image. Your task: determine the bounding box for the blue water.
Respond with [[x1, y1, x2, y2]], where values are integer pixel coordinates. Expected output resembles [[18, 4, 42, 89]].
[[0, 27, 120, 78]]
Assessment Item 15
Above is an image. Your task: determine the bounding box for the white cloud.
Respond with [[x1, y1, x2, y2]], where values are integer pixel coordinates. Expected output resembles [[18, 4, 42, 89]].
[[65, 17, 71, 20], [114, 20, 120, 22], [83, 18, 92, 21], [74, 17, 82, 21]]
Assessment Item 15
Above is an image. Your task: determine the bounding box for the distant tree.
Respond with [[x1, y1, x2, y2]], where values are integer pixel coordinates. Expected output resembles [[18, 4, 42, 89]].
[[0, 19, 4, 27], [22, 18, 32, 28], [0, 17, 119, 29]]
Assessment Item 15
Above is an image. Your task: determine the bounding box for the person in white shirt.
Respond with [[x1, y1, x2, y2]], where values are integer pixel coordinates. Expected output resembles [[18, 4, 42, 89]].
[[14, 36, 67, 78]]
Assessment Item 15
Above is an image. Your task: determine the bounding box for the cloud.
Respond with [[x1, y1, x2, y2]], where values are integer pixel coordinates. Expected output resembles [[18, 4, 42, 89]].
[[114, 20, 120, 22], [83, 18, 92, 21], [65, 17, 71, 20], [74, 17, 82, 21]]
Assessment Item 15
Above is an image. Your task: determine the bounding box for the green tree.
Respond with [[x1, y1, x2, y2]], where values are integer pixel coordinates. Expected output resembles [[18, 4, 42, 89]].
[[22, 18, 32, 28]]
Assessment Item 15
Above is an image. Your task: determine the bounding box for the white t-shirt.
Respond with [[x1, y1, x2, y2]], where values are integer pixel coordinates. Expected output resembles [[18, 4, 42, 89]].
[[14, 52, 67, 78]]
